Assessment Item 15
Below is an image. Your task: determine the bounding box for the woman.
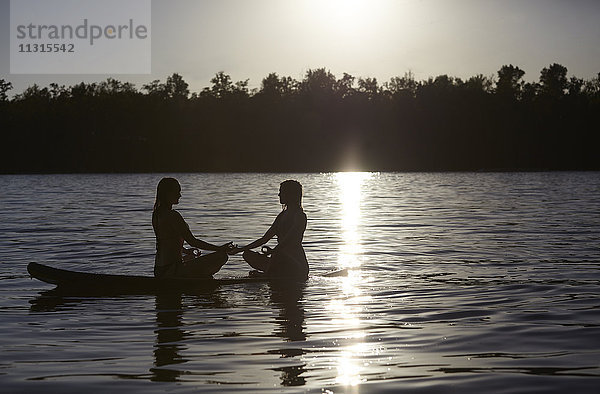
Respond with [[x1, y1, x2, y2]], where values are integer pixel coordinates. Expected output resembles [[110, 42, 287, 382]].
[[232, 180, 309, 280], [152, 177, 232, 278]]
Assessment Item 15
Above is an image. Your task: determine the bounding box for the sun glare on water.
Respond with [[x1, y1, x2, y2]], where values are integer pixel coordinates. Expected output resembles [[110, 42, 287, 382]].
[[326, 172, 373, 386], [336, 171, 372, 269]]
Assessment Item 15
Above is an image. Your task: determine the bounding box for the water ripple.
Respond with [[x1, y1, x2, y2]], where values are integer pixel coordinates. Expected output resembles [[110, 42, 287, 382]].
[[0, 172, 599, 392]]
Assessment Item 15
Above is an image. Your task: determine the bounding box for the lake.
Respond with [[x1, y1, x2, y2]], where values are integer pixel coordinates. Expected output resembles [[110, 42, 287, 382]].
[[1, 172, 599, 393]]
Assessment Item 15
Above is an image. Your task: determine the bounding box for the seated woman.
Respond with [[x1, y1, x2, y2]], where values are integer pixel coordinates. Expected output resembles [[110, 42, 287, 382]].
[[232, 180, 309, 280], [152, 177, 232, 278]]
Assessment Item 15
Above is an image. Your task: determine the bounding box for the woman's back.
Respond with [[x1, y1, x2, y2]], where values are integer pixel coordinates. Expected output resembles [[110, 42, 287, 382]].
[[152, 208, 186, 270], [274, 208, 307, 246]]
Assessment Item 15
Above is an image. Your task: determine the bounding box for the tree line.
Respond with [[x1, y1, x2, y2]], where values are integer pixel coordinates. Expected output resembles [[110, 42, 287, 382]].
[[1, 63, 598, 173]]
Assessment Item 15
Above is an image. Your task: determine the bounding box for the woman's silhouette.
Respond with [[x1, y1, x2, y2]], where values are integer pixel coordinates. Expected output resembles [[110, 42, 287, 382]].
[[232, 180, 309, 280], [152, 177, 232, 278]]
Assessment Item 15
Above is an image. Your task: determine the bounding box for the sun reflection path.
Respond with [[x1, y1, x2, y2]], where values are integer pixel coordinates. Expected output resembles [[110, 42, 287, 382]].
[[335, 172, 372, 269], [328, 172, 373, 387]]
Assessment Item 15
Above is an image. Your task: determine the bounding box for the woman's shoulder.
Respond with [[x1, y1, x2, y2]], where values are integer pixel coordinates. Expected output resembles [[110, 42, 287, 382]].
[[170, 209, 184, 218], [275, 208, 306, 222], [288, 208, 307, 221], [154, 208, 184, 221], [170, 210, 187, 226], [273, 210, 285, 224]]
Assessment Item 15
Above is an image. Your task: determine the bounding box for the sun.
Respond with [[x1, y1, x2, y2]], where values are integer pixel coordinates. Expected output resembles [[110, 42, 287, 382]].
[[307, 0, 376, 36], [325, 0, 371, 31]]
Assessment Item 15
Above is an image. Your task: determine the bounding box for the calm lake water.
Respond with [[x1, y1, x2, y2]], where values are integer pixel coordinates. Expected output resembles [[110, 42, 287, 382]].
[[1, 172, 599, 393]]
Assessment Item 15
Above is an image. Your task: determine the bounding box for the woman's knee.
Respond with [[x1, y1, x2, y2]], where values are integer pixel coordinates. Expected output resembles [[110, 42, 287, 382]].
[[214, 250, 228, 264], [242, 250, 257, 262], [197, 251, 228, 266]]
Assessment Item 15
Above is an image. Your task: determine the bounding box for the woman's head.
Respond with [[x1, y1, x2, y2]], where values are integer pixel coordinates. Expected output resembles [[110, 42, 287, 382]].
[[279, 180, 302, 209], [154, 177, 181, 211]]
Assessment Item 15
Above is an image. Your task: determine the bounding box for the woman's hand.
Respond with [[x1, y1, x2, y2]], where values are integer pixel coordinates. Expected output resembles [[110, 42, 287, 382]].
[[182, 247, 201, 262], [228, 245, 244, 255], [183, 247, 200, 256], [217, 242, 234, 253], [261, 245, 274, 256]]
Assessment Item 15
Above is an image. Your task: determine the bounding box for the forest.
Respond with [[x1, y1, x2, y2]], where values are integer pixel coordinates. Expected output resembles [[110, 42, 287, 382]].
[[1, 63, 598, 173]]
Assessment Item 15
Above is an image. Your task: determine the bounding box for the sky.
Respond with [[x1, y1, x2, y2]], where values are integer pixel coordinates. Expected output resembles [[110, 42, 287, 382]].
[[1, 0, 599, 95]]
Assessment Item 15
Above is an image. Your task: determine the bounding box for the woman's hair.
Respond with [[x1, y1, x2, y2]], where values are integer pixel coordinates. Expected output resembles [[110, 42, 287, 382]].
[[154, 177, 180, 211], [280, 180, 302, 209]]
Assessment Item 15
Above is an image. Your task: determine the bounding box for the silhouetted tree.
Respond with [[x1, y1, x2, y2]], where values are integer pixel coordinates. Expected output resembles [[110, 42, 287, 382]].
[[357, 77, 379, 100], [584, 73, 600, 98], [260, 72, 283, 98], [200, 71, 249, 99], [142, 79, 168, 99], [299, 68, 337, 97], [1, 64, 598, 173], [0, 79, 12, 102], [97, 78, 137, 96], [539, 63, 568, 99], [335, 73, 356, 98], [521, 81, 539, 102], [165, 73, 189, 99], [567, 76, 584, 97], [463, 74, 494, 93], [496, 64, 525, 99], [385, 71, 418, 98], [14, 84, 51, 101], [202, 71, 232, 98], [259, 73, 298, 100], [48, 83, 68, 99]]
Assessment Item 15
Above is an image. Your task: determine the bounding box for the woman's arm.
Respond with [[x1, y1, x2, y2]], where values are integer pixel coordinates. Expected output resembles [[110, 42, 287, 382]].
[[175, 211, 231, 252], [182, 229, 232, 251], [231, 225, 277, 254]]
